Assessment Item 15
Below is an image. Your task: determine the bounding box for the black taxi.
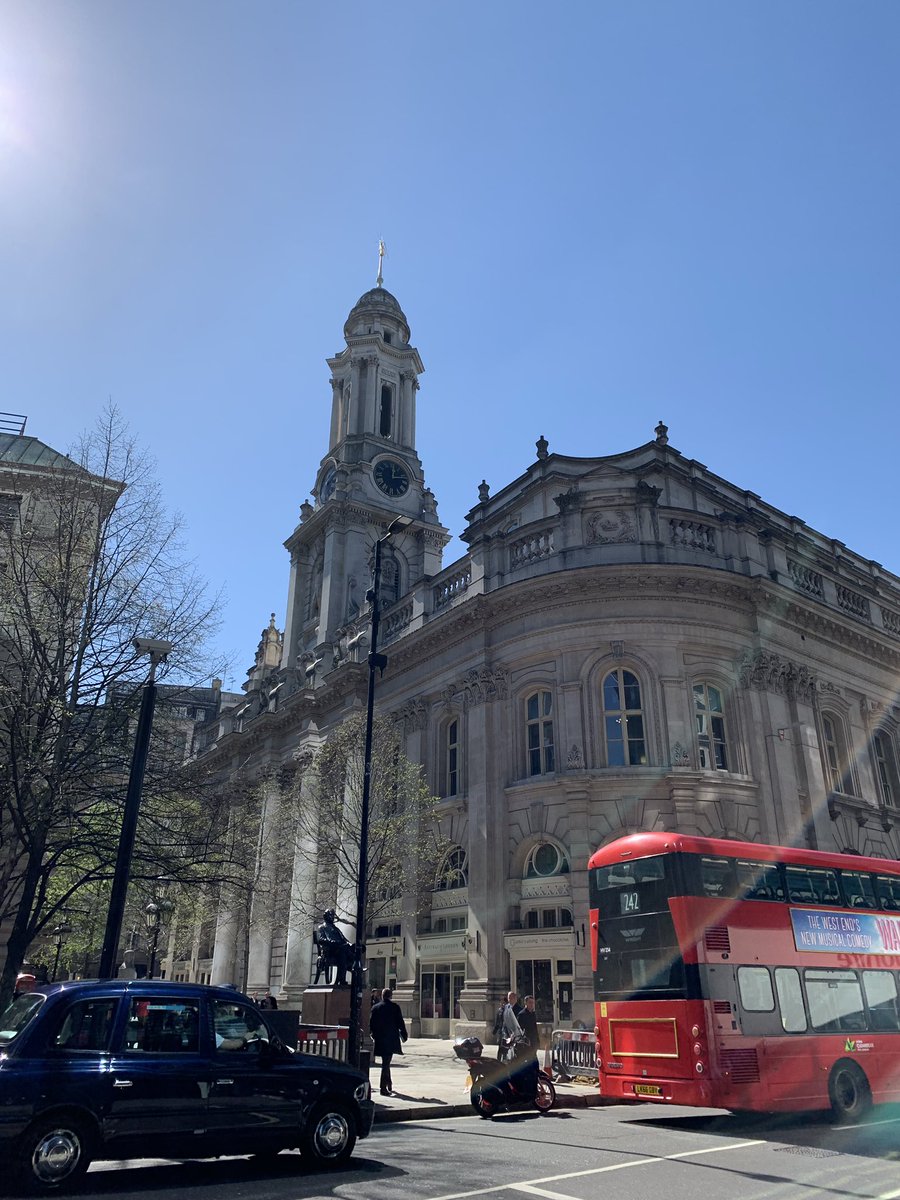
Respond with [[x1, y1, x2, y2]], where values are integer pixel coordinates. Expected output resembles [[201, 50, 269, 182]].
[[0, 980, 373, 1191]]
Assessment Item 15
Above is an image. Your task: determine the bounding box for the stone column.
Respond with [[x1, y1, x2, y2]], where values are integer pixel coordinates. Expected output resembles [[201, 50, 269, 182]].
[[245, 778, 279, 993]]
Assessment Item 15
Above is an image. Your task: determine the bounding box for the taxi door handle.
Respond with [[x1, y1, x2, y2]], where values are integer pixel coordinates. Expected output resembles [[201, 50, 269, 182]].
[[112, 1079, 133, 1088]]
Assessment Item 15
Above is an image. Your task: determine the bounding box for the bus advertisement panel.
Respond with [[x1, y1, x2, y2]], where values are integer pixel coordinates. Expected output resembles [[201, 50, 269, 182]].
[[589, 832, 900, 1120]]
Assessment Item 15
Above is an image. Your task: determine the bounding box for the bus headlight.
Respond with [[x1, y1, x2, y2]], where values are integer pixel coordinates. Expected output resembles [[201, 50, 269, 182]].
[[695, 1061, 705, 1074], [691, 1025, 701, 1038], [693, 1042, 704, 1057]]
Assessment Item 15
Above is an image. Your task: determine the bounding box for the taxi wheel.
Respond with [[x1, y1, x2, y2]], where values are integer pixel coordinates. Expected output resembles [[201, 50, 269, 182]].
[[17, 1115, 93, 1193], [829, 1060, 872, 1124], [300, 1103, 356, 1165]]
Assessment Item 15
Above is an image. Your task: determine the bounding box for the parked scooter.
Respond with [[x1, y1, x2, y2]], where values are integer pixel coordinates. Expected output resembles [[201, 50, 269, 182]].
[[453, 1034, 556, 1118]]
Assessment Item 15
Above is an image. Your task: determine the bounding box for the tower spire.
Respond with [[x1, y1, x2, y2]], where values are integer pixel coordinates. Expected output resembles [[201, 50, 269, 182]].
[[376, 238, 385, 288]]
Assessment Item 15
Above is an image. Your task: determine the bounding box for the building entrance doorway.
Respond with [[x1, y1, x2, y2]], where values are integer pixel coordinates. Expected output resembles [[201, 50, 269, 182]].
[[420, 961, 465, 1036], [515, 957, 574, 1025]]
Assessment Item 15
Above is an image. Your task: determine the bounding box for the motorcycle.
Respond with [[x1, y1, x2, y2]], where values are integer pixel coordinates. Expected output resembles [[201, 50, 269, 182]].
[[453, 1034, 556, 1118]]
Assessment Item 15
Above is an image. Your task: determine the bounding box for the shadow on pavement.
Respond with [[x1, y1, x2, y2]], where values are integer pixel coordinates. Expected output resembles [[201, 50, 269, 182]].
[[79, 1152, 404, 1196]]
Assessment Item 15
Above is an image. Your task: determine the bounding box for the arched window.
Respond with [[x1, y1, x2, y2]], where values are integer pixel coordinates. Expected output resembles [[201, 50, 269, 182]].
[[822, 713, 850, 794], [693, 682, 728, 771], [436, 847, 468, 890], [526, 690, 555, 776], [444, 718, 460, 797], [602, 669, 647, 766], [524, 842, 569, 878], [873, 731, 898, 807], [379, 384, 393, 438]]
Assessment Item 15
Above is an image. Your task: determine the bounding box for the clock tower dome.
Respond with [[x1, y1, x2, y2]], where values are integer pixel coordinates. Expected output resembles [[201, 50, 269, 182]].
[[281, 282, 449, 672]]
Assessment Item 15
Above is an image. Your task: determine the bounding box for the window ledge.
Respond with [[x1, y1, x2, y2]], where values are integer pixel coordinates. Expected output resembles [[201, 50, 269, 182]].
[[827, 792, 878, 826]]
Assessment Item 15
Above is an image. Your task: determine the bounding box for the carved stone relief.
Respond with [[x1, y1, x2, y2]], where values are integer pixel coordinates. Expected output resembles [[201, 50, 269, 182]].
[[585, 509, 637, 545], [442, 666, 510, 711], [737, 648, 817, 705]]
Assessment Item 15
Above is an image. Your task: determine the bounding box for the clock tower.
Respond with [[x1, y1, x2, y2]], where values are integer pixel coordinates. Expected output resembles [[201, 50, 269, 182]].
[[281, 283, 449, 672]]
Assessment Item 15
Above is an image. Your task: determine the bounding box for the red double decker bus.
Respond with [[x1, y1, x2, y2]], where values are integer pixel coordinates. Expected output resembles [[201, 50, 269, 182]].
[[589, 832, 900, 1120]]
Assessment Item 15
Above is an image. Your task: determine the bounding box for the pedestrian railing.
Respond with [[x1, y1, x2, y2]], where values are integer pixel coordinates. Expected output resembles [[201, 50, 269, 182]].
[[297, 1023, 349, 1062], [546, 1028, 598, 1081]]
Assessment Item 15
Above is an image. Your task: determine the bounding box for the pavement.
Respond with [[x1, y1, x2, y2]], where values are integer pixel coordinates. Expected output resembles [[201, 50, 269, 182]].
[[368, 1037, 603, 1123]]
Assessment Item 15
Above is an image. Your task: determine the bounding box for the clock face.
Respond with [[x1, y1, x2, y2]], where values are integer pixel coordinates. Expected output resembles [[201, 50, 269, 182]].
[[373, 459, 410, 497], [319, 468, 337, 501]]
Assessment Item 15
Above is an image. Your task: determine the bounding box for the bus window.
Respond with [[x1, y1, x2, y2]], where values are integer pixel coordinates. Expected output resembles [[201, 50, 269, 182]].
[[786, 866, 841, 905], [736, 859, 784, 902], [840, 871, 876, 909], [875, 875, 900, 911], [737, 966, 774, 1012], [775, 968, 807, 1032], [590, 855, 669, 907], [805, 969, 866, 1033], [699, 857, 734, 897], [862, 970, 900, 1031]]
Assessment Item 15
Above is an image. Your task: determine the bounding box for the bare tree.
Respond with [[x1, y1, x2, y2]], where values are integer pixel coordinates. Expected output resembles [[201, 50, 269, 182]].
[[284, 712, 448, 933], [0, 407, 223, 1003]]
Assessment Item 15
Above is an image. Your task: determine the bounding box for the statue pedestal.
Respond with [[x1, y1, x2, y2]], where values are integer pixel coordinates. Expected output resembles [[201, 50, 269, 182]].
[[301, 986, 373, 1035], [301, 985, 351, 1028]]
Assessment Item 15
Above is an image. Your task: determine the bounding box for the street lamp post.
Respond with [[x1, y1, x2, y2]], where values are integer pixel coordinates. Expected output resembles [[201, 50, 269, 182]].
[[144, 895, 174, 979], [347, 516, 411, 1070], [50, 921, 73, 983], [98, 638, 172, 979]]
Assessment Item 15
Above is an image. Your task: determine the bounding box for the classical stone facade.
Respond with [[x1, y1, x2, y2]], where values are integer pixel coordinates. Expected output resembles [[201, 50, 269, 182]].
[[194, 286, 900, 1035]]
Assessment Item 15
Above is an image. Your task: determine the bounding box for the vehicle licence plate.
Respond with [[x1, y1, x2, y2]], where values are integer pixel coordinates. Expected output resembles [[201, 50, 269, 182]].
[[633, 1083, 663, 1097]]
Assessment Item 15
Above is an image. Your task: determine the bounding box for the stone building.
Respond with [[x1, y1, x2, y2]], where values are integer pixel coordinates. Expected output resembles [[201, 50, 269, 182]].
[[196, 285, 900, 1035]]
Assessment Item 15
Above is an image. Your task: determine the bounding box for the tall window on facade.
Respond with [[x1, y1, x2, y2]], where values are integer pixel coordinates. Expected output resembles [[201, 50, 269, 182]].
[[379, 384, 393, 438], [526, 690, 555, 775], [873, 731, 898, 807], [694, 682, 728, 770], [445, 719, 459, 797], [822, 714, 849, 794], [381, 554, 400, 604], [436, 847, 468, 890], [602, 669, 647, 766]]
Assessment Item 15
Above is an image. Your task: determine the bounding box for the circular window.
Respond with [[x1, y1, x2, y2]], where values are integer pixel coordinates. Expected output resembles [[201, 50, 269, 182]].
[[526, 843, 569, 878]]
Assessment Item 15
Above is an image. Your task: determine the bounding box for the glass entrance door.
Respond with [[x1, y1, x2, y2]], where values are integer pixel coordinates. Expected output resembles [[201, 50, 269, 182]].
[[420, 962, 465, 1035]]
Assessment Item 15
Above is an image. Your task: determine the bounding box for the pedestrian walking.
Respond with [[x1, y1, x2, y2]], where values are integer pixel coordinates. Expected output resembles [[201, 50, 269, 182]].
[[369, 987, 408, 1096], [517, 994, 540, 1060], [258, 990, 278, 1010], [491, 997, 507, 1060]]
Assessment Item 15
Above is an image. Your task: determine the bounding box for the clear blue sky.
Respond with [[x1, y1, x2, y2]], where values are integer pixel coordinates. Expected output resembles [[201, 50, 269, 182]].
[[3, 2, 898, 688]]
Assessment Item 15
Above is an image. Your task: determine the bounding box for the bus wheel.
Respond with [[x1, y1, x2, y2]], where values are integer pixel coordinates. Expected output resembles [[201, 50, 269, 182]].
[[829, 1060, 872, 1123]]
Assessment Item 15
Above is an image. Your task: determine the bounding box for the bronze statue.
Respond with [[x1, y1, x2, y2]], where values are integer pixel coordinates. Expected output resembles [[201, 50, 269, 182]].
[[312, 909, 354, 986]]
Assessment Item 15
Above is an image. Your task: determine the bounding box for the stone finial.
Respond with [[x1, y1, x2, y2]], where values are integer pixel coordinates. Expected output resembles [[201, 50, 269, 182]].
[[536, 435, 549, 460], [478, 480, 490, 502], [422, 487, 437, 515], [655, 420, 669, 445], [300, 500, 314, 521]]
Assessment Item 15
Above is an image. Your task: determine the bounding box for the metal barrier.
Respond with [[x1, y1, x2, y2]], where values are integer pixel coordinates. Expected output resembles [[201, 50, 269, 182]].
[[297, 1023, 349, 1063], [546, 1028, 598, 1081]]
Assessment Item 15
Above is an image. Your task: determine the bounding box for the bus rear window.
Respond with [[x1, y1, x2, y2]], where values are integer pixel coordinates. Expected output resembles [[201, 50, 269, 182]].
[[592, 855, 665, 892]]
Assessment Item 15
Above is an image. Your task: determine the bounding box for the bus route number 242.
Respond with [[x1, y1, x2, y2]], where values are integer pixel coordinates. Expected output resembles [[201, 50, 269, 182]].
[[620, 891, 641, 914]]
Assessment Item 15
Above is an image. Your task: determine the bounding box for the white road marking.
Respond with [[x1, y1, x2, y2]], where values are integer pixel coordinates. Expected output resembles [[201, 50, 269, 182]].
[[876, 1190, 900, 1200], [424, 1139, 766, 1200], [831, 1115, 900, 1130], [512, 1188, 577, 1199]]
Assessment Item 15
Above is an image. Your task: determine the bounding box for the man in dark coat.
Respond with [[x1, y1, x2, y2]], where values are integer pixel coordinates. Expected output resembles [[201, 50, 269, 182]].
[[517, 995, 540, 1060], [369, 987, 408, 1096]]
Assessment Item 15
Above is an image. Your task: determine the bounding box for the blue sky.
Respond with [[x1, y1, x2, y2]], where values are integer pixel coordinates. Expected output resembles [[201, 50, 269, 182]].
[[2, 2, 898, 688]]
